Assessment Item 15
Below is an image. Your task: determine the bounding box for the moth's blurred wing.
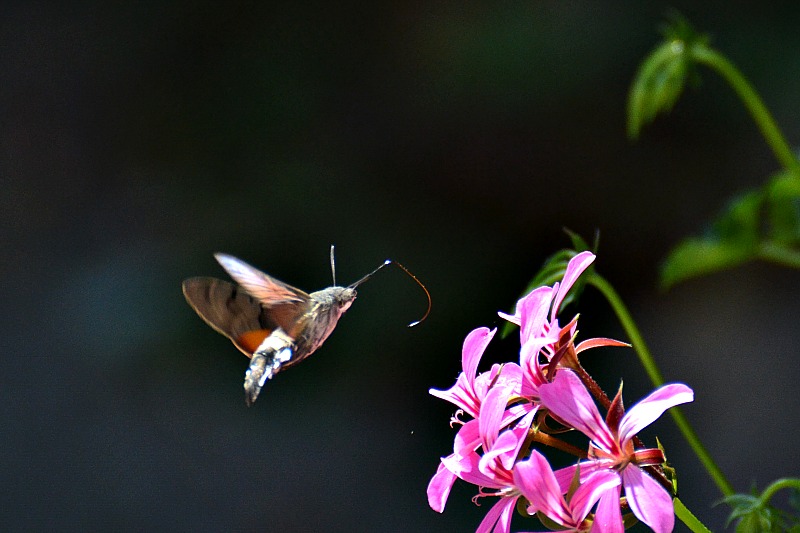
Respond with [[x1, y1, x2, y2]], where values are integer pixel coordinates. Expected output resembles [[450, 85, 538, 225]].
[[214, 253, 309, 306], [183, 277, 290, 357]]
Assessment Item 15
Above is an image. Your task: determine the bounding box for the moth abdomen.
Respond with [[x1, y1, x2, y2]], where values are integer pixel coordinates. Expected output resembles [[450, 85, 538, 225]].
[[243, 329, 296, 406]]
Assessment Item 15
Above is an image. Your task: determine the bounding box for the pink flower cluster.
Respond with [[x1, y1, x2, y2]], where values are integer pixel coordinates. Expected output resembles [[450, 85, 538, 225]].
[[428, 252, 694, 533]]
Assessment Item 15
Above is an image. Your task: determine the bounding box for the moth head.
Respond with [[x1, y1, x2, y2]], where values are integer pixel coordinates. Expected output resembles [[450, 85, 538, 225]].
[[314, 286, 357, 314], [336, 287, 357, 312]]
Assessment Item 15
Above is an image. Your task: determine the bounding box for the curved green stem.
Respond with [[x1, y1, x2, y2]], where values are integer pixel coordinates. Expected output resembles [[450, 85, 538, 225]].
[[674, 498, 713, 533], [588, 273, 735, 497], [690, 44, 800, 179]]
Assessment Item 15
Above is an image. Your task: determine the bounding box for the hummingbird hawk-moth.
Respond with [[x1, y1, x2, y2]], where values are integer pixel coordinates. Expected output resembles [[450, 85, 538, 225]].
[[182, 248, 430, 406]]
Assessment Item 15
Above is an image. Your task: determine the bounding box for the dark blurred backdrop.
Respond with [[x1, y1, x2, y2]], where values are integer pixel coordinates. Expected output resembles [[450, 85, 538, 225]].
[[3, 1, 800, 531]]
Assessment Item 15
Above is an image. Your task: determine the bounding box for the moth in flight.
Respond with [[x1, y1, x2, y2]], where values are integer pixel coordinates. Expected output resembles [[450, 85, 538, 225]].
[[182, 248, 430, 405]]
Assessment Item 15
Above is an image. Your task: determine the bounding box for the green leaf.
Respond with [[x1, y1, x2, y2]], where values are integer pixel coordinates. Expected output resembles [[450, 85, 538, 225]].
[[628, 14, 708, 139], [734, 512, 775, 533], [563, 227, 595, 254], [627, 41, 689, 138], [660, 190, 763, 289], [766, 172, 800, 245], [724, 492, 778, 532], [673, 498, 712, 533], [789, 486, 800, 513]]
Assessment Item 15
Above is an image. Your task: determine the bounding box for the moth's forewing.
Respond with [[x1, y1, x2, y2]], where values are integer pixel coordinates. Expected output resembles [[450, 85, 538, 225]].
[[214, 252, 317, 339], [214, 253, 309, 307]]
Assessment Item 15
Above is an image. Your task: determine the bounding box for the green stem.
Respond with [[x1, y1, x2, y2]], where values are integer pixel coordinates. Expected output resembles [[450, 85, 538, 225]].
[[674, 498, 713, 533], [588, 273, 735, 497], [589, 274, 663, 386], [690, 44, 800, 179]]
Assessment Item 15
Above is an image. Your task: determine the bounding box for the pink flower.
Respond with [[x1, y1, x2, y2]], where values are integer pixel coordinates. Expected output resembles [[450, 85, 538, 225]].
[[538, 370, 694, 533], [500, 252, 627, 401], [430, 327, 521, 420], [430, 385, 534, 532], [428, 327, 528, 513], [513, 450, 622, 532], [499, 251, 596, 345]]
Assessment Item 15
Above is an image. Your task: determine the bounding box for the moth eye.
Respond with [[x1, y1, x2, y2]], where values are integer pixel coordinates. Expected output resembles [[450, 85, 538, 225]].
[[339, 290, 355, 309]]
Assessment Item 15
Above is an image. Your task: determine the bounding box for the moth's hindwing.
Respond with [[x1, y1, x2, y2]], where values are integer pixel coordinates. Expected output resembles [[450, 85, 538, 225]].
[[183, 277, 284, 357]]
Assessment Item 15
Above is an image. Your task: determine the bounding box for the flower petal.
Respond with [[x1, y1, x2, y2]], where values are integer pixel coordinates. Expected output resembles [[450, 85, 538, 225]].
[[478, 384, 510, 450], [518, 345, 550, 401], [553, 460, 607, 492], [591, 482, 624, 533], [496, 362, 523, 394], [497, 311, 521, 326], [475, 495, 517, 533], [551, 251, 595, 320], [429, 374, 479, 417], [621, 466, 675, 533], [427, 461, 457, 512], [538, 370, 616, 453], [569, 470, 620, 525], [463, 327, 496, 382], [453, 419, 481, 457], [517, 286, 554, 344], [481, 410, 535, 473], [514, 451, 571, 525], [441, 449, 502, 489], [618, 384, 694, 443]]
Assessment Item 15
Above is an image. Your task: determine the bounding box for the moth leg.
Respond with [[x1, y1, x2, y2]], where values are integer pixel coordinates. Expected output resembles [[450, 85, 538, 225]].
[[243, 329, 296, 406]]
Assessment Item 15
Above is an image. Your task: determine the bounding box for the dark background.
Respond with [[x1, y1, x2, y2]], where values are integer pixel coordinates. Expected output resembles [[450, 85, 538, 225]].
[[3, 2, 800, 531]]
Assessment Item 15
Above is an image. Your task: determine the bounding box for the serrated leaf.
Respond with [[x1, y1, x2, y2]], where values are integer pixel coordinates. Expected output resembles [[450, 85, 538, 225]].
[[628, 13, 708, 139], [734, 512, 774, 533], [627, 40, 689, 138], [723, 494, 759, 512], [660, 191, 763, 289]]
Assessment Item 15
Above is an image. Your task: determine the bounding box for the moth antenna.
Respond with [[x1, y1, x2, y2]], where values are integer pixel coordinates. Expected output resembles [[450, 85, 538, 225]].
[[330, 245, 336, 286], [349, 259, 431, 328]]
